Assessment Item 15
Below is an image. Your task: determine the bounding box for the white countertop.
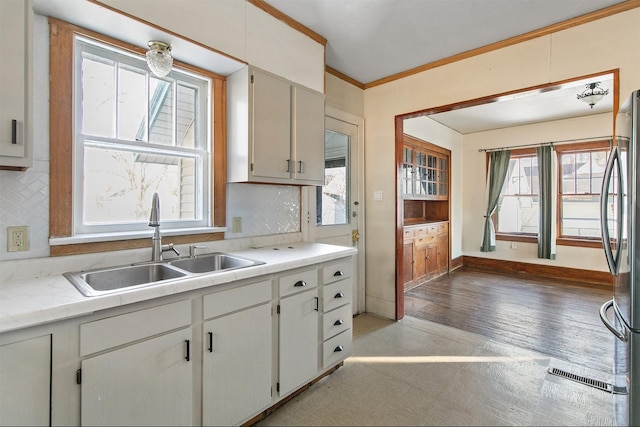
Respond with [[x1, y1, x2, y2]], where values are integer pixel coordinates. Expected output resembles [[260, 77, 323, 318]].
[[0, 242, 357, 334]]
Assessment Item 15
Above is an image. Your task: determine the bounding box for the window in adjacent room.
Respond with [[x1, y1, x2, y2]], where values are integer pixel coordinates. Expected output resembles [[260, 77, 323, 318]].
[[495, 150, 539, 235], [557, 142, 613, 241]]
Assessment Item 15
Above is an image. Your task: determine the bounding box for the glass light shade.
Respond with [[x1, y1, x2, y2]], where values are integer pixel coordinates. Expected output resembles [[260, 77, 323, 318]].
[[146, 41, 173, 78], [580, 94, 604, 108]]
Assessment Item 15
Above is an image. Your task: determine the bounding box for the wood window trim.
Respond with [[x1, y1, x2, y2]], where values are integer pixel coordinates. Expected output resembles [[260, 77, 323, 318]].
[[492, 141, 611, 249], [49, 18, 226, 256]]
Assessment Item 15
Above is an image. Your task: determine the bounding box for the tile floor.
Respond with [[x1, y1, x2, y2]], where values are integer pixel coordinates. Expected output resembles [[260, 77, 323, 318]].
[[257, 313, 614, 426]]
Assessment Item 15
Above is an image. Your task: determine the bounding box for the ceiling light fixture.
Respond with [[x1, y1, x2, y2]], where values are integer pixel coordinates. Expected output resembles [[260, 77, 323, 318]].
[[576, 82, 609, 109], [146, 41, 173, 77]]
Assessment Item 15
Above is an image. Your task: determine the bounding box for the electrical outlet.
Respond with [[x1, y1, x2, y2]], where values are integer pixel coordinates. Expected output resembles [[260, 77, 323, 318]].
[[7, 226, 29, 252], [232, 217, 242, 233]]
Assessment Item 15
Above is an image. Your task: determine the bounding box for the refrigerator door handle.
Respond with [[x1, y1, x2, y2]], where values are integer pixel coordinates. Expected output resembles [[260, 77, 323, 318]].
[[600, 147, 622, 275], [599, 299, 628, 342]]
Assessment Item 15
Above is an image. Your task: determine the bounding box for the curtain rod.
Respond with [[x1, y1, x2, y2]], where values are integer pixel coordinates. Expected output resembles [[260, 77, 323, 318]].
[[478, 135, 612, 152]]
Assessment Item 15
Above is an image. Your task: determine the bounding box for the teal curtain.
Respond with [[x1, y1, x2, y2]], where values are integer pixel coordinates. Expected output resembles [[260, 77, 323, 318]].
[[481, 150, 511, 252], [536, 145, 557, 259]]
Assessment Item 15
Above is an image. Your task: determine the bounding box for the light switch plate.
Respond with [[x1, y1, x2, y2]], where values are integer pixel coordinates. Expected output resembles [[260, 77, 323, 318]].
[[7, 226, 29, 252], [232, 217, 242, 233]]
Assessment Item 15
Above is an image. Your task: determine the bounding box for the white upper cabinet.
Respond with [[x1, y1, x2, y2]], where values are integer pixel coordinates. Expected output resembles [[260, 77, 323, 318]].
[[0, 0, 32, 170], [227, 66, 325, 185]]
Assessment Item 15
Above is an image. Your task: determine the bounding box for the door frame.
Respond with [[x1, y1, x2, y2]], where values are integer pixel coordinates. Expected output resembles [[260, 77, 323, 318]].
[[302, 105, 366, 314]]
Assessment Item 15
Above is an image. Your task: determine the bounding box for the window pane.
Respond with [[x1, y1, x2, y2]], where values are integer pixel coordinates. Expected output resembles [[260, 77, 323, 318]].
[[82, 55, 115, 138], [497, 195, 539, 233], [117, 65, 147, 142], [83, 145, 197, 225], [317, 130, 349, 226], [177, 84, 197, 148], [561, 153, 576, 194], [591, 151, 607, 192], [561, 195, 603, 237], [148, 78, 174, 146], [575, 152, 590, 193]]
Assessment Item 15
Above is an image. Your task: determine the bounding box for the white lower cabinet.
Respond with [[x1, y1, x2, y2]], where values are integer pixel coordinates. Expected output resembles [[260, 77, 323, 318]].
[[3, 253, 355, 426], [79, 300, 193, 427], [81, 328, 193, 427], [278, 268, 319, 397], [0, 334, 51, 426], [202, 280, 272, 426]]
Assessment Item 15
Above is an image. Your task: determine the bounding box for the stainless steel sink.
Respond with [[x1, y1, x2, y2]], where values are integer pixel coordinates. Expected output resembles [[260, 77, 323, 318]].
[[168, 252, 264, 274], [64, 263, 188, 297], [64, 252, 264, 297]]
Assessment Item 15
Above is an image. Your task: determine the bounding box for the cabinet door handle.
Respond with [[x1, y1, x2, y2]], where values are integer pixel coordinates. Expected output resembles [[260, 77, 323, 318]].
[[334, 319, 344, 326], [297, 160, 303, 173], [208, 332, 213, 353], [185, 339, 191, 362], [314, 296, 319, 312], [294, 280, 306, 287], [334, 292, 344, 299], [334, 345, 344, 353], [286, 159, 291, 173], [333, 270, 344, 277], [11, 119, 17, 144]]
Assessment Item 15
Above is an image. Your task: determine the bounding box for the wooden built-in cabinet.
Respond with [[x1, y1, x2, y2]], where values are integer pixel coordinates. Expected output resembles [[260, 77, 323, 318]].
[[403, 221, 449, 291], [400, 134, 450, 292]]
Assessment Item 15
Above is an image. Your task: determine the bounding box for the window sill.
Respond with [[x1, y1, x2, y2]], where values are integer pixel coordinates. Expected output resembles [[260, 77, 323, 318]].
[[50, 227, 227, 246], [496, 234, 604, 249], [49, 227, 227, 257]]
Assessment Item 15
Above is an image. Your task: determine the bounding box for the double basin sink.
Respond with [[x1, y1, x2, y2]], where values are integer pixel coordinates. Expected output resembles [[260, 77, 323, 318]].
[[64, 252, 265, 297]]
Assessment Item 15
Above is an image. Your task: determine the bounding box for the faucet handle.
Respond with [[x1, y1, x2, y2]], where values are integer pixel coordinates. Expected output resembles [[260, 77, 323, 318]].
[[162, 243, 180, 257], [189, 245, 207, 258]]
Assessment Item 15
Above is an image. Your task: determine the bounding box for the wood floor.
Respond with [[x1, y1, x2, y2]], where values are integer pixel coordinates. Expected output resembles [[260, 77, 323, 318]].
[[404, 267, 615, 373]]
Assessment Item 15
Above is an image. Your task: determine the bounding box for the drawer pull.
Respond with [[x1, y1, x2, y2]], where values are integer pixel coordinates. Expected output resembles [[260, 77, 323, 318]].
[[185, 339, 191, 362], [334, 292, 345, 299], [333, 270, 344, 277], [334, 319, 344, 326], [334, 345, 344, 353], [294, 280, 306, 287], [208, 332, 213, 353]]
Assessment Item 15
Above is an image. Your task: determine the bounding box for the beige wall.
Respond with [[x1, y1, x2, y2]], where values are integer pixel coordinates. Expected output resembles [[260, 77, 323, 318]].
[[363, 9, 640, 319]]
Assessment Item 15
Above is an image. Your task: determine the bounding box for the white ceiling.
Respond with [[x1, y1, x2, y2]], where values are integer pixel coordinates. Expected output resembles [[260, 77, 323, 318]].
[[263, 0, 624, 133], [264, 0, 626, 86]]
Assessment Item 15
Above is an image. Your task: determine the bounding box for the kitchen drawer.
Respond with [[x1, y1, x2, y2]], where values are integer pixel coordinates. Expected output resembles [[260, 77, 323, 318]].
[[413, 226, 428, 239], [279, 268, 318, 298], [403, 227, 414, 241], [322, 304, 352, 340], [436, 222, 448, 235], [203, 279, 271, 320], [322, 329, 352, 369], [322, 279, 352, 313], [80, 299, 191, 356], [321, 259, 352, 285]]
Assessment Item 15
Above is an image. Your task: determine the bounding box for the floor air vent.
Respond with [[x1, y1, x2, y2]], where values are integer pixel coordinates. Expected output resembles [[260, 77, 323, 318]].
[[547, 367, 625, 394]]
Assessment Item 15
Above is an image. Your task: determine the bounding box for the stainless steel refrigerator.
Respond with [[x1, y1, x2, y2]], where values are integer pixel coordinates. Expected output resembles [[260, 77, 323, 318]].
[[600, 89, 640, 426]]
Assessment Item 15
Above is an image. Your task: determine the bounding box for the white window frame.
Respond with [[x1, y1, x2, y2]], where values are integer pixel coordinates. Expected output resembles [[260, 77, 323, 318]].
[[72, 35, 211, 236]]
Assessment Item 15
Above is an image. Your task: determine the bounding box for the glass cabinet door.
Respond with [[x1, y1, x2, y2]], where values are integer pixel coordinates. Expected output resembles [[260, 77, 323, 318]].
[[402, 146, 413, 196], [438, 156, 448, 196]]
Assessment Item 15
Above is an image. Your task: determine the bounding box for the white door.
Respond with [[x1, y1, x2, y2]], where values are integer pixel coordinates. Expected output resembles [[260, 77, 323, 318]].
[[304, 107, 365, 315]]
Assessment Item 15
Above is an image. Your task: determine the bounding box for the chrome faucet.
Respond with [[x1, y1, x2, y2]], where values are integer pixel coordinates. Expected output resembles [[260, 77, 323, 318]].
[[148, 192, 179, 261]]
